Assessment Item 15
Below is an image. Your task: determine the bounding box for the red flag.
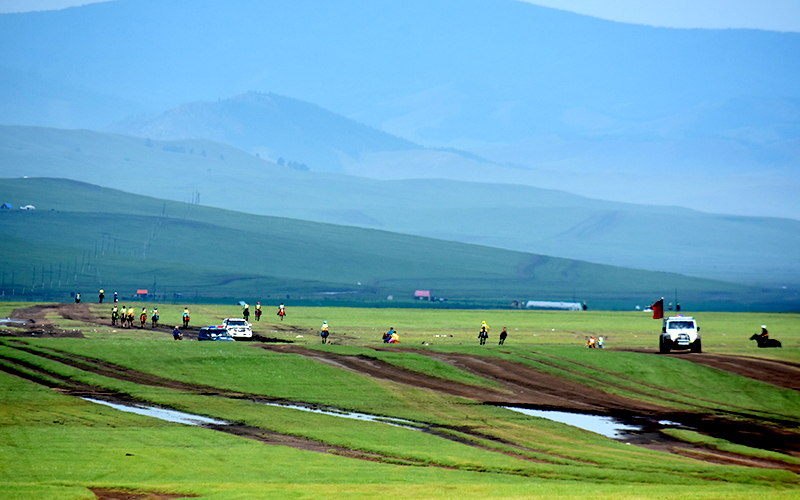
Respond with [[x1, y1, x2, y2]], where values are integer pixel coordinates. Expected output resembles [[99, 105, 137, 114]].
[[651, 298, 664, 319]]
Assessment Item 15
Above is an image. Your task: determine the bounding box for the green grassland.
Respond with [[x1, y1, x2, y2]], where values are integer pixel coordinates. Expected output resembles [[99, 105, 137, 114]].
[[1, 177, 795, 311], [1, 304, 799, 499], [2, 125, 799, 290]]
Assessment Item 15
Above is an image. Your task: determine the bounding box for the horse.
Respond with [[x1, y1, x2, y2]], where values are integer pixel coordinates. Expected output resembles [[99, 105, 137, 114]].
[[151, 311, 159, 328], [750, 333, 782, 348]]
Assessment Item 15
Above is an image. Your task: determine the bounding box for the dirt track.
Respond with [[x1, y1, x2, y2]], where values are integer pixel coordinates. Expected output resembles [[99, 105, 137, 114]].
[[3, 303, 800, 474]]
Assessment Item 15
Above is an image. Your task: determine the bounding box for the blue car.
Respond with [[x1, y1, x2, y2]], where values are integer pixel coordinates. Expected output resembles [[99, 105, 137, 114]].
[[198, 326, 235, 341]]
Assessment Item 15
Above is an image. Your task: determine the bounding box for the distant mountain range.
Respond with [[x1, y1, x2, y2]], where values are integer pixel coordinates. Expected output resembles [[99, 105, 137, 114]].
[[1, 0, 798, 218], [2, 125, 799, 293], [105, 92, 426, 173]]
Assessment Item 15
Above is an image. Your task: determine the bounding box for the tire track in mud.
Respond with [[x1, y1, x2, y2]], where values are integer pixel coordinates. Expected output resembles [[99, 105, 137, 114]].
[[625, 349, 800, 392], [0, 341, 571, 472], [504, 351, 800, 430], [5, 303, 800, 473], [276, 344, 800, 468]]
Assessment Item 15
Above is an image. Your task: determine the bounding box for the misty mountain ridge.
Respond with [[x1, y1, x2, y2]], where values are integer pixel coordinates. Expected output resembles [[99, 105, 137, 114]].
[[106, 92, 428, 173], [1, 0, 799, 217]]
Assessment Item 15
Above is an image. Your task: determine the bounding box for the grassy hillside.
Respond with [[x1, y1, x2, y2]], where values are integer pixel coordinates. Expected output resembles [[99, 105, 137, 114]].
[[0, 178, 794, 310], [2, 126, 799, 291]]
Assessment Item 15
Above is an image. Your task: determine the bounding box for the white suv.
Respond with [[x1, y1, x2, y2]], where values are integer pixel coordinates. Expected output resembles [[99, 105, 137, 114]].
[[222, 318, 253, 339], [659, 316, 701, 353]]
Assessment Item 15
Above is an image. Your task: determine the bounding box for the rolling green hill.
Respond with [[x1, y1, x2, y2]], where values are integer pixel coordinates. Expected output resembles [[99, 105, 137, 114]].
[[2, 125, 799, 292], [0, 178, 794, 310]]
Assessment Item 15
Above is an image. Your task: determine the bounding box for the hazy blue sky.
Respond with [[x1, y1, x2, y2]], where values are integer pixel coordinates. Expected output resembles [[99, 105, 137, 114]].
[[1, 0, 799, 32]]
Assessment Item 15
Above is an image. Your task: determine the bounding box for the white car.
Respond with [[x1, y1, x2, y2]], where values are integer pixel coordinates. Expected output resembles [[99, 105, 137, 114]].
[[659, 316, 701, 353], [222, 318, 253, 339]]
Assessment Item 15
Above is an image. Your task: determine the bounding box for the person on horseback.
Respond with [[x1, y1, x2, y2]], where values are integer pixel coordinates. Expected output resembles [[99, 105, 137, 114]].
[[277, 303, 285, 321], [140, 307, 147, 328], [321, 321, 329, 343], [127, 307, 135, 328], [479, 321, 490, 345], [111, 305, 119, 326], [183, 308, 190, 329], [255, 302, 262, 321], [151, 307, 159, 328], [242, 303, 250, 321]]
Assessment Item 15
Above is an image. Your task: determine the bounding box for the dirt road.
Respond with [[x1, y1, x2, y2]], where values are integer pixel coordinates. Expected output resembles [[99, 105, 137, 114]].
[[3, 303, 799, 473]]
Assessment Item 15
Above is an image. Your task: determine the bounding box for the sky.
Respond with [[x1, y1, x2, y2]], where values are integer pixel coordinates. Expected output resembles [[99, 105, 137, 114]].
[[1, 0, 799, 32]]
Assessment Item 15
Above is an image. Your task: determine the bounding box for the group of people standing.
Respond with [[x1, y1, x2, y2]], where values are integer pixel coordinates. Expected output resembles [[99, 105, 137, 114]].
[[586, 335, 605, 349]]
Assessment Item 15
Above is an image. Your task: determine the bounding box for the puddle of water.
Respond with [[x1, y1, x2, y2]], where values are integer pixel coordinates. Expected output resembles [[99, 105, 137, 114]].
[[504, 407, 639, 439], [83, 398, 227, 426], [82, 397, 420, 431], [258, 402, 422, 430], [0, 318, 27, 326]]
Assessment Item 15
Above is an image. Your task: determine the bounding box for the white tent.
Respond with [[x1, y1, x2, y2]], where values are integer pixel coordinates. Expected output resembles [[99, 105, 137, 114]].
[[525, 300, 582, 311]]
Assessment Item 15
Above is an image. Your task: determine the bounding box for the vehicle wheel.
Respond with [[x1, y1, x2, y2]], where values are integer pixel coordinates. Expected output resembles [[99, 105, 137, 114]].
[[659, 337, 670, 354], [691, 339, 702, 353]]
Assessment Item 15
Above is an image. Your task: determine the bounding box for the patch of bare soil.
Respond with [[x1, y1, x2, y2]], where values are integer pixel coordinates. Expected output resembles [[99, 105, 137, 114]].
[[90, 489, 197, 500], [622, 348, 800, 392]]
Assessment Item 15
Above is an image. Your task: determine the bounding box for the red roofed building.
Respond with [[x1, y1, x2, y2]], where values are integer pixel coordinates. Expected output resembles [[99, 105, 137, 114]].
[[414, 290, 431, 300], [136, 289, 148, 297]]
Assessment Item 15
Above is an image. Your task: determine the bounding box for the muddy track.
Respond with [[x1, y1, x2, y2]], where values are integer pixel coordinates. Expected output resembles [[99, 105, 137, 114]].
[[0, 342, 576, 472], [272, 345, 800, 461], [3, 303, 800, 473], [625, 349, 800, 392]]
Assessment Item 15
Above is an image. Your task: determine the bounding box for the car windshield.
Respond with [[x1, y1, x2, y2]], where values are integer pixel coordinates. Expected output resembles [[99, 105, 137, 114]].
[[227, 320, 246, 326], [668, 321, 695, 329]]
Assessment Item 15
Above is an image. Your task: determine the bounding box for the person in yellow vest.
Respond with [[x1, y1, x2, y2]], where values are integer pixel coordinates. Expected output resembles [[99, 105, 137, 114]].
[[111, 305, 119, 326], [127, 307, 135, 328], [320, 321, 329, 343], [99, 289, 105, 303]]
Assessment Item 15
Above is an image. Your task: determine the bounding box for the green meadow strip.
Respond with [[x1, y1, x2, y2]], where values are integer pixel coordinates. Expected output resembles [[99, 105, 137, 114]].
[[663, 429, 800, 466]]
